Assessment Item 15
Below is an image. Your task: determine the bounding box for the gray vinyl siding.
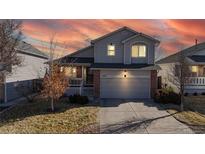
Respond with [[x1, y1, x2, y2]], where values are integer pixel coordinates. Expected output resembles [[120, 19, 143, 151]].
[[6, 53, 47, 83], [124, 35, 155, 64], [4, 53, 47, 103], [94, 30, 135, 63], [72, 46, 94, 58]]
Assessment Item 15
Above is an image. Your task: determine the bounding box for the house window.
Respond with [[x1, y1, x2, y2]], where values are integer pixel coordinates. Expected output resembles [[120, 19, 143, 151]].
[[64, 67, 77, 78], [191, 66, 198, 73], [131, 44, 146, 57], [191, 66, 198, 77], [107, 44, 115, 56]]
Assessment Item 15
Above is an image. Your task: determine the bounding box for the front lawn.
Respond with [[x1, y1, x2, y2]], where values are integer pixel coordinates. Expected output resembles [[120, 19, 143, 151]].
[[0, 97, 99, 133], [168, 109, 205, 133]]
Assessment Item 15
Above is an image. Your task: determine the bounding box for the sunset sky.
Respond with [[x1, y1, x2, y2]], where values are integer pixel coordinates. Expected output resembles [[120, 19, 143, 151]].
[[21, 19, 205, 58]]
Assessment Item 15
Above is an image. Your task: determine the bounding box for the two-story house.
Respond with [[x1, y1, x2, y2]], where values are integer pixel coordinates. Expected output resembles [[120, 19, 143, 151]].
[[58, 27, 160, 99]]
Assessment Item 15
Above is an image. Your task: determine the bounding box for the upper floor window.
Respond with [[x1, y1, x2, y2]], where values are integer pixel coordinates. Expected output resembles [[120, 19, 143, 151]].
[[107, 44, 115, 56], [131, 44, 146, 58]]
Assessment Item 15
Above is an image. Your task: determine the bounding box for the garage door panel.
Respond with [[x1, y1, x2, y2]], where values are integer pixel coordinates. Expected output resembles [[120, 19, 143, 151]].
[[100, 77, 150, 99]]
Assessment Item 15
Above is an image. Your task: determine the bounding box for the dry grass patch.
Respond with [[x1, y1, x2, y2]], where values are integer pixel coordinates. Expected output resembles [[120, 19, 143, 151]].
[[0, 98, 99, 134], [168, 109, 205, 133]]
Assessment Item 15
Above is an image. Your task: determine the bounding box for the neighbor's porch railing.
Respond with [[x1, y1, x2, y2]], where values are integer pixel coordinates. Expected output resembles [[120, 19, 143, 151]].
[[185, 77, 205, 86]]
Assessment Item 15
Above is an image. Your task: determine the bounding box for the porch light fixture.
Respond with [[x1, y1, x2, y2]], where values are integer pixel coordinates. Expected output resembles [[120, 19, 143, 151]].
[[60, 67, 63, 72], [124, 70, 127, 78], [72, 67, 76, 73]]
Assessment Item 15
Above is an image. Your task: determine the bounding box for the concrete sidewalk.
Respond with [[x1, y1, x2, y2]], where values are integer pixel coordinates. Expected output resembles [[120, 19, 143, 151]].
[[100, 99, 194, 134]]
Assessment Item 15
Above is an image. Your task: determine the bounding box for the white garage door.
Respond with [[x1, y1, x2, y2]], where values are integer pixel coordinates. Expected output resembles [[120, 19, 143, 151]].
[[100, 70, 150, 99]]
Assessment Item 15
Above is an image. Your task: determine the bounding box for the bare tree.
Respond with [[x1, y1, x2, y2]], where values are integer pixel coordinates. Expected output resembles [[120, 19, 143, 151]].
[[0, 20, 22, 76], [41, 35, 68, 112], [169, 50, 191, 111]]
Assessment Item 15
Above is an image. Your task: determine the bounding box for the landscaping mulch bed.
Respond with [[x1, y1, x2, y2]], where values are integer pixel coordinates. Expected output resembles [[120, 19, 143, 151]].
[[0, 98, 99, 134]]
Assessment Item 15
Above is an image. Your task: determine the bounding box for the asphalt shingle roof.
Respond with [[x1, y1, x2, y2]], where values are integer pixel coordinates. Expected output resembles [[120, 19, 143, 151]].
[[90, 63, 152, 69], [188, 55, 205, 62], [17, 41, 48, 59], [60, 57, 94, 64], [156, 42, 205, 64]]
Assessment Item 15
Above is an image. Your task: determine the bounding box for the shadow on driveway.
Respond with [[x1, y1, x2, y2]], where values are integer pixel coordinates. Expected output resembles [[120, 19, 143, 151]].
[[101, 112, 179, 133]]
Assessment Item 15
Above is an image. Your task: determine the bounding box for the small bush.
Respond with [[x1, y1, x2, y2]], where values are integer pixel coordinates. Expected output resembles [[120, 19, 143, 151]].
[[154, 87, 180, 105], [193, 92, 198, 96], [201, 92, 205, 95], [69, 94, 89, 105]]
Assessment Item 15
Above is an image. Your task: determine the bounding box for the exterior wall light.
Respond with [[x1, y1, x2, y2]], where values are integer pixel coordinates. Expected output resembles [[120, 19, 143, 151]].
[[72, 67, 76, 73], [124, 70, 127, 78], [60, 67, 64, 72]]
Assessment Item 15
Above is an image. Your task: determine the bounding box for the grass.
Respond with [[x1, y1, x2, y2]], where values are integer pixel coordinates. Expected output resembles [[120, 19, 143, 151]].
[[168, 109, 205, 133], [0, 97, 99, 134]]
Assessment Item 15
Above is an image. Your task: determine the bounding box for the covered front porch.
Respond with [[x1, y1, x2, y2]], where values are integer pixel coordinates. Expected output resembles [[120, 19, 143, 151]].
[[185, 65, 205, 93], [60, 65, 94, 96], [185, 65, 205, 85]]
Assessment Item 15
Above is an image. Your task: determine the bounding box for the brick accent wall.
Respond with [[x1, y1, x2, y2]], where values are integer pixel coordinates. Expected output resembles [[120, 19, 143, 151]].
[[150, 70, 157, 98], [93, 70, 100, 98]]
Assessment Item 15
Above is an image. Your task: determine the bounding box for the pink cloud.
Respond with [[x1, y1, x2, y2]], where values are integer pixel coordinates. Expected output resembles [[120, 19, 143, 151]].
[[21, 19, 205, 57]]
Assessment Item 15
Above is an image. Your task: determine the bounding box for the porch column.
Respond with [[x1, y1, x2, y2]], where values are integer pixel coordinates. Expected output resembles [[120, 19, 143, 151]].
[[76, 66, 82, 78], [93, 70, 100, 98]]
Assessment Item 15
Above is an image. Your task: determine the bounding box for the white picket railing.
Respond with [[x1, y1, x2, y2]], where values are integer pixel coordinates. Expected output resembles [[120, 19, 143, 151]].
[[69, 78, 83, 86], [186, 77, 205, 86]]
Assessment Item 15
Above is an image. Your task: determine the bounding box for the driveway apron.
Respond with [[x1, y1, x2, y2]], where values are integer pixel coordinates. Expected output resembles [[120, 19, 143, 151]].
[[100, 99, 194, 134]]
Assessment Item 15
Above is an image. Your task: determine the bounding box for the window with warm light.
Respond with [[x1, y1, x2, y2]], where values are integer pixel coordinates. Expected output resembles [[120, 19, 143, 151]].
[[192, 66, 198, 73], [131, 44, 146, 57], [107, 44, 115, 56], [64, 67, 77, 78]]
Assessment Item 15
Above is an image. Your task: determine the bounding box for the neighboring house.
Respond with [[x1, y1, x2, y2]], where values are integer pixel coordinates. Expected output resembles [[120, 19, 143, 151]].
[[156, 42, 205, 94], [58, 26, 160, 99], [0, 41, 48, 104]]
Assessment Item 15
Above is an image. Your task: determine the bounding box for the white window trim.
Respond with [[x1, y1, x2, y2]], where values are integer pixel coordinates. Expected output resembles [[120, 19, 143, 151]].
[[107, 44, 115, 56], [131, 44, 147, 58]]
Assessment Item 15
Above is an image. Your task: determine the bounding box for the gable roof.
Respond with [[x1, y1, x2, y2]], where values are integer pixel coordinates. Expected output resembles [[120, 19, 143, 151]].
[[91, 26, 136, 43], [91, 26, 160, 44], [65, 45, 93, 57], [60, 57, 94, 64], [122, 33, 160, 44], [156, 42, 205, 64], [58, 26, 160, 62], [16, 41, 48, 59]]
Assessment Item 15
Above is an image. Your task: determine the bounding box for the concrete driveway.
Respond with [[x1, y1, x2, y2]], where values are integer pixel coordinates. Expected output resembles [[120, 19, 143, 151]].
[[100, 99, 194, 134]]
